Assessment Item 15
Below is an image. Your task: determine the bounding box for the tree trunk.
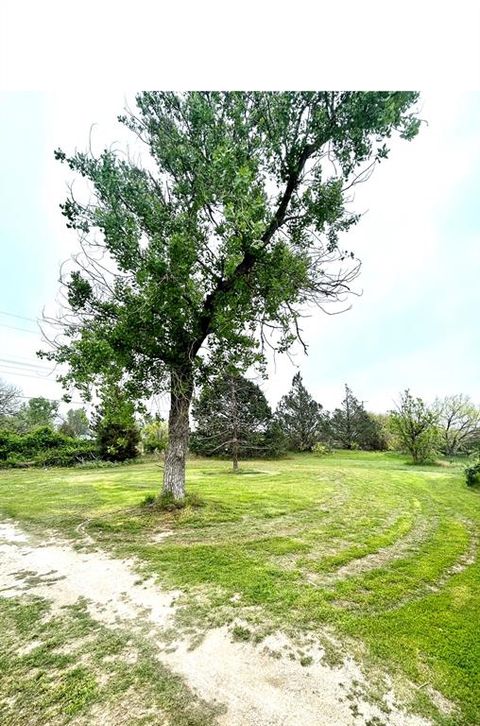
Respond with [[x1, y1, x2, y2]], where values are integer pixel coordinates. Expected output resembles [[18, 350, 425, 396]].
[[232, 438, 239, 472], [162, 368, 193, 502]]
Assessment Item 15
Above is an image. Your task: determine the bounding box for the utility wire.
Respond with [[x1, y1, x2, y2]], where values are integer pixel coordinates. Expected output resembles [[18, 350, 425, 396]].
[[0, 322, 39, 335], [0, 357, 51, 372], [0, 369, 56, 381], [0, 310, 39, 324]]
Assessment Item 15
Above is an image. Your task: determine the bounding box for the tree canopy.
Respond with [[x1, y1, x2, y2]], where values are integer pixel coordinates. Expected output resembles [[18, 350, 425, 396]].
[[44, 91, 420, 500], [13, 397, 59, 433]]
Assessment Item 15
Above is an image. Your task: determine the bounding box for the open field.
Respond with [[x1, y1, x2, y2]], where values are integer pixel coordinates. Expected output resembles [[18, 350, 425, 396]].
[[0, 451, 479, 725]]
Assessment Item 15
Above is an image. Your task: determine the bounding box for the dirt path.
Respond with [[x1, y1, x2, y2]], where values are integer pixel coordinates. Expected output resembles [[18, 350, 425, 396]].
[[0, 520, 431, 726]]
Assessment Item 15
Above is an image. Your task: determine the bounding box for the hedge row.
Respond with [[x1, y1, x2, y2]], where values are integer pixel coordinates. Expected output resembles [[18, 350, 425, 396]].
[[0, 426, 98, 468]]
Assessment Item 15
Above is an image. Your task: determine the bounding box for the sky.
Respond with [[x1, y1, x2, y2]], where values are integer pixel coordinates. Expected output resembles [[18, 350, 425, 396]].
[[0, 89, 479, 415]]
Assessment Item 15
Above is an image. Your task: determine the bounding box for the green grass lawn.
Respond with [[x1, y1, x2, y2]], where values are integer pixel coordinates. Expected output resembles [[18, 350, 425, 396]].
[[1, 451, 479, 725]]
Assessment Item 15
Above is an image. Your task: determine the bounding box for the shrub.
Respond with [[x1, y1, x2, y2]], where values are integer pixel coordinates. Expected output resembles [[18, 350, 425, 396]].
[[0, 426, 97, 468], [93, 387, 140, 462], [465, 459, 480, 487], [34, 443, 97, 467], [96, 422, 139, 462], [313, 442, 332, 456]]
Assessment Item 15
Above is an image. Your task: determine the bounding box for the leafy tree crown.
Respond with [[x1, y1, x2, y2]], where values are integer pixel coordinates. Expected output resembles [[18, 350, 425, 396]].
[[42, 92, 420, 399]]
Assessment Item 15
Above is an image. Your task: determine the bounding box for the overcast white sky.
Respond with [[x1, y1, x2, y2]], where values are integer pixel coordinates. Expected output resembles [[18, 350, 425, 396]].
[[0, 2, 479, 415]]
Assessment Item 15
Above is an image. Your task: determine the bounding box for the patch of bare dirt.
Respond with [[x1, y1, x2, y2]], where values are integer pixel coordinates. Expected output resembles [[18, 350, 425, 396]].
[[0, 519, 432, 726]]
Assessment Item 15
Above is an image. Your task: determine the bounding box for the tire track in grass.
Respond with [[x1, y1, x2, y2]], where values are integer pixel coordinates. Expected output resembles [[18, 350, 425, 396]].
[[0, 520, 431, 726], [330, 517, 473, 614]]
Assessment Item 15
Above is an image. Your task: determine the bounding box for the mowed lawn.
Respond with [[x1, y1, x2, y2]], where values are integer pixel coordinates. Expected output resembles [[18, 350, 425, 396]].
[[1, 451, 479, 725]]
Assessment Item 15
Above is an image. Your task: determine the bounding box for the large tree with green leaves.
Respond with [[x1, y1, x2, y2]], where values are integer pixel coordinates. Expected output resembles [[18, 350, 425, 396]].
[[44, 92, 420, 501], [190, 374, 283, 470], [275, 372, 324, 451]]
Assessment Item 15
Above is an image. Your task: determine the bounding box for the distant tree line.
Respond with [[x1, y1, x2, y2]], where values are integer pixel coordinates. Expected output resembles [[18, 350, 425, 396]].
[[2, 373, 479, 471], [190, 373, 480, 469]]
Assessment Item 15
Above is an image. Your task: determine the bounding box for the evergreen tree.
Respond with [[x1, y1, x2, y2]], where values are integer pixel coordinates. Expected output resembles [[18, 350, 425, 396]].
[[191, 374, 283, 470], [275, 373, 323, 451], [94, 386, 140, 462], [328, 384, 383, 450]]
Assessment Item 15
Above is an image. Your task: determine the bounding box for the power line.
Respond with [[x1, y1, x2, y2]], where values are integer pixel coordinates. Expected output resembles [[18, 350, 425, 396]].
[[0, 357, 52, 372], [0, 363, 54, 376], [0, 310, 66, 330], [0, 310, 38, 324], [0, 322, 39, 335], [0, 369, 57, 381]]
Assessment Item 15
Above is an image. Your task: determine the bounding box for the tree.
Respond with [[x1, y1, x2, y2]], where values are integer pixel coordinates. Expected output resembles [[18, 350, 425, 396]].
[[390, 390, 439, 464], [93, 386, 140, 462], [44, 91, 420, 501], [14, 397, 59, 433], [368, 412, 394, 451], [435, 394, 480, 456], [141, 415, 169, 454], [275, 373, 323, 451], [327, 384, 384, 450], [0, 378, 21, 420], [190, 374, 283, 470], [58, 407, 91, 438]]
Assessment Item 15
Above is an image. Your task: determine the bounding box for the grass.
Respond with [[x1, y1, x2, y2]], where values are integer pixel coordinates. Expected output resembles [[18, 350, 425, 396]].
[[0, 596, 219, 725], [1, 451, 479, 724]]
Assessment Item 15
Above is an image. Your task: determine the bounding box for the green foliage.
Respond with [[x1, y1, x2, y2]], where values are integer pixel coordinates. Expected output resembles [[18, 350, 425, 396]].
[[390, 390, 440, 464], [275, 373, 323, 451], [191, 374, 284, 465], [155, 491, 206, 511], [58, 407, 91, 438], [12, 397, 59, 433], [435, 394, 480, 456], [0, 426, 97, 468], [368, 412, 397, 450], [93, 385, 140, 462], [313, 442, 332, 456], [33, 444, 97, 468], [141, 415, 168, 453], [44, 92, 420, 497], [465, 458, 480, 486], [326, 384, 385, 451]]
